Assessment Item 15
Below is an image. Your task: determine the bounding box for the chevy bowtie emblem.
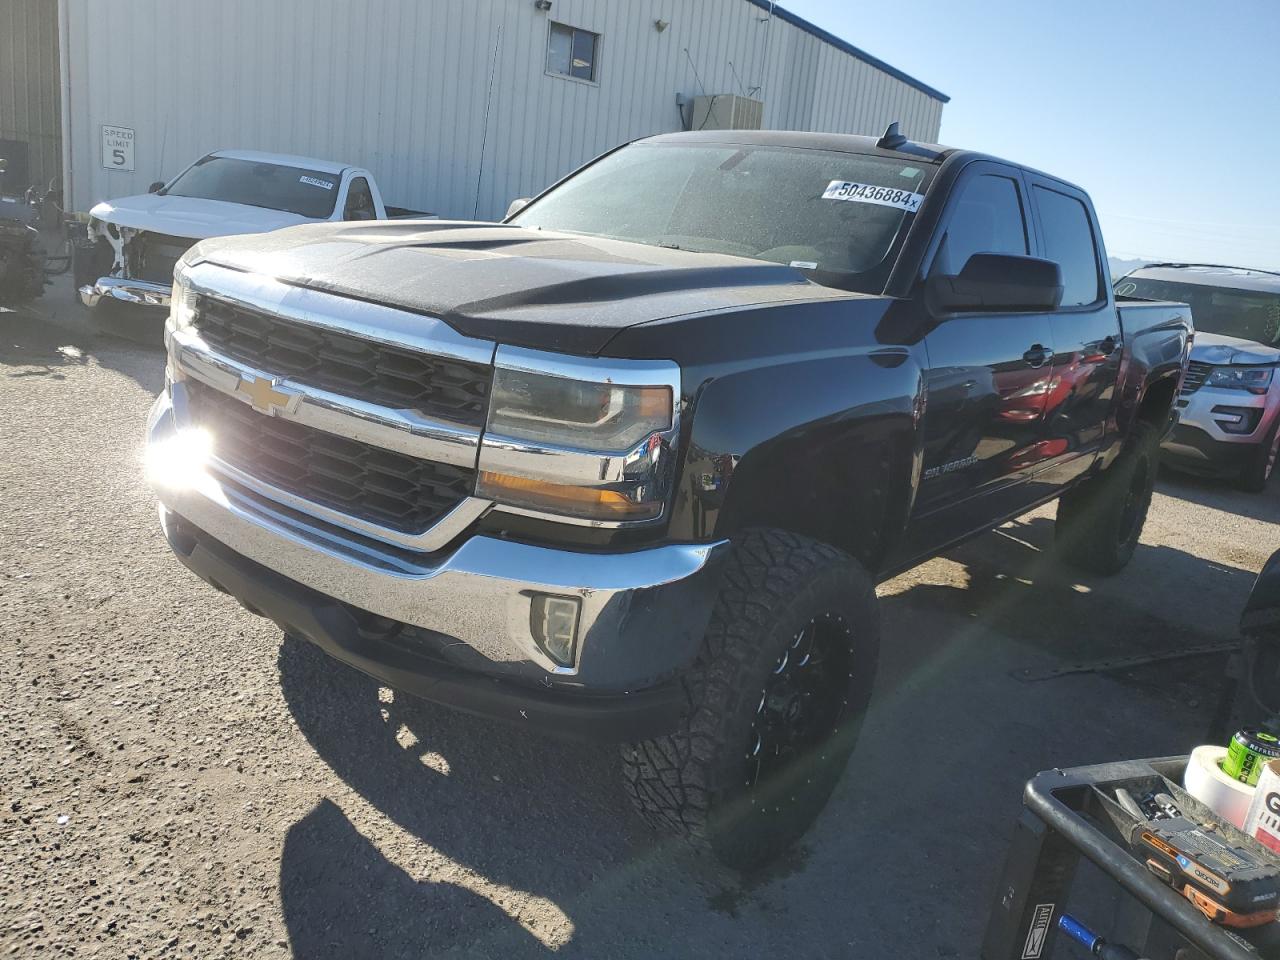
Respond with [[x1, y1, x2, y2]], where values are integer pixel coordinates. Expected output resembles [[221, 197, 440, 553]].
[[235, 374, 296, 416]]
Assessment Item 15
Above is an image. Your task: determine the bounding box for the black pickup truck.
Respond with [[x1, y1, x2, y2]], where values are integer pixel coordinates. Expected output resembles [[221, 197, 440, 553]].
[[145, 127, 1192, 868]]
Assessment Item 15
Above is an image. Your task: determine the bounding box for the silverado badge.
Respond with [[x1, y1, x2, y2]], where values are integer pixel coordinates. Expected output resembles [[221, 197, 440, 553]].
[[235, 374, 297, 417]]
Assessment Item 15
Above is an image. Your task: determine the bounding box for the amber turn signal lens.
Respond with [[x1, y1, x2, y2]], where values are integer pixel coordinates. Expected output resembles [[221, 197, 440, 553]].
[[477, 471, 660, 521]]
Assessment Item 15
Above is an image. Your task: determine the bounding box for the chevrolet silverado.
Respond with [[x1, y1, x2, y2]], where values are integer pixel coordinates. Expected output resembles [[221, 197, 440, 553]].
[[144, 127, 1192, 868]]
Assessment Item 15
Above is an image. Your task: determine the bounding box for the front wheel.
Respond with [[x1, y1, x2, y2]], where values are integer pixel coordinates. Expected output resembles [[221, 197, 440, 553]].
[[1236, 420, 1280, 493], [1055, 421, 1159, 575], [622, 529, 880, 871]]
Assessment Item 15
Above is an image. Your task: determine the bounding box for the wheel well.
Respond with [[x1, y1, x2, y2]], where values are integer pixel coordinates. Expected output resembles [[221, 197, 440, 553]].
[[715, 427, 912, 572], [1137, 375, 1178, 429]]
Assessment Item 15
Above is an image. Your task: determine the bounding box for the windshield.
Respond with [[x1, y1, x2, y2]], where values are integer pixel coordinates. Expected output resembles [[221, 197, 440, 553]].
[[510, 142, 934, 294], [162, 156, 340, 218], [1116, 275, 1280, 346]]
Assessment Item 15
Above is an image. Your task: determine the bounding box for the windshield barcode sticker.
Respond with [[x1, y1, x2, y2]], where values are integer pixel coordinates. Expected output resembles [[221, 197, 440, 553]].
[[823, 180, 924, 213], [299, 176, 335, 190]]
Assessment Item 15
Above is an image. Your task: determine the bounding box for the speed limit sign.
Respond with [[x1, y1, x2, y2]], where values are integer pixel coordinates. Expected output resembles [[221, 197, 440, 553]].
[[101, 124, 135, 171]]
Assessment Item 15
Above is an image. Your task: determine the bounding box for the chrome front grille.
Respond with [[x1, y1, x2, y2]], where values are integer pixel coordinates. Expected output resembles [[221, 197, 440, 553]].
[[1181, 360, 1212, 395], [187, 381, 475, 534], [191, 295, 493, 428]]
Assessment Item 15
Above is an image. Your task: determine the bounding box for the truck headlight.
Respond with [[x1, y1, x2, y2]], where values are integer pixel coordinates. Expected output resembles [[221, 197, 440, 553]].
[[1205, 366, 1274, 395], [169, 261, 196, 333], [476, 351, 680, 523], [486, 368, 671, 449]]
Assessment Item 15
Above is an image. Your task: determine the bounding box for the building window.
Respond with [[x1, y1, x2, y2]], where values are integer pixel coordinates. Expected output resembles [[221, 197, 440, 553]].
[[547, 22, 599, 82]]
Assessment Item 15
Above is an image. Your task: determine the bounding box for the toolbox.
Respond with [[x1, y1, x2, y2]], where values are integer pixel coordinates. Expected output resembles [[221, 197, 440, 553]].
[[982, 757, 1280, 960]]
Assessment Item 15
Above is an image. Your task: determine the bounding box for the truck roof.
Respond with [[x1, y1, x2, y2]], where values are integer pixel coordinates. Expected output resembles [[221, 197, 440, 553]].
[[1127, 263, 1280, 295], [210, 149, 353, 175], [644, 129, 952, 163], [640, 130, 1090, 198]]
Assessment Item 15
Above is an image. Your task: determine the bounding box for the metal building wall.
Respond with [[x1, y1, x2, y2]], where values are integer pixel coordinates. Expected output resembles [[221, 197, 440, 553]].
[[0, 0, 62, 192], [59, 0, 945, 218]]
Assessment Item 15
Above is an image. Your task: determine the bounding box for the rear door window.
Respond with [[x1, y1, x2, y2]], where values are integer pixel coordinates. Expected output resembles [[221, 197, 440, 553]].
[[1033, 186, 1102, 307]]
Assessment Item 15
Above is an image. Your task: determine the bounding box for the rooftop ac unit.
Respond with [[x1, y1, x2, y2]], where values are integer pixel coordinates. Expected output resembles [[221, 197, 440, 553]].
[[691, 94, 764, 131]]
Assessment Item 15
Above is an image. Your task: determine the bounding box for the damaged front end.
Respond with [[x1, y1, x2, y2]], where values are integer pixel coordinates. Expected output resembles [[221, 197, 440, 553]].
[[77, 217, 195, 309]]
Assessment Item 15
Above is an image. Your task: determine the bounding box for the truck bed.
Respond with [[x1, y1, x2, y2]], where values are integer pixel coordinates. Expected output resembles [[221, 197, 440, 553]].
[[1117, 298, 1193, 337]]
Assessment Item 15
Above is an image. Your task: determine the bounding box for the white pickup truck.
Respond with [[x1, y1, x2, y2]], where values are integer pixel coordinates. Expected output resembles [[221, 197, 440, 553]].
[[78, 149, 430, 311]]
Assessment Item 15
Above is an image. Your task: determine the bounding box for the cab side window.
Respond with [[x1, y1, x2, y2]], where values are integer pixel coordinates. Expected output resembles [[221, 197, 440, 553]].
[[344, 177, 377, 221], [934, 174, 1028, 276], [1033, 186, 1102, 307]]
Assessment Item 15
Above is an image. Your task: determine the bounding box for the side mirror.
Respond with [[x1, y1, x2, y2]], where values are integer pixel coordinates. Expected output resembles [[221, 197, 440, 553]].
[[505, 197, 531, 220], [926, 253, 1063, 315], [148, 181, 165, 194]]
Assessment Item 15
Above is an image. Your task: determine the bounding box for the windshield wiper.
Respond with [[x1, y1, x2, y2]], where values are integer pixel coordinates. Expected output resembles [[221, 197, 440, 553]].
[[655, 241, 685, 251]]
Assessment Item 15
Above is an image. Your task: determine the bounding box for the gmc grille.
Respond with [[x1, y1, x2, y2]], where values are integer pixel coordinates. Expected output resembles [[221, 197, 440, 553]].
[[187, 381, 474, 534], [1181, 360, 1212, 395], [191, 295, 493, 428]]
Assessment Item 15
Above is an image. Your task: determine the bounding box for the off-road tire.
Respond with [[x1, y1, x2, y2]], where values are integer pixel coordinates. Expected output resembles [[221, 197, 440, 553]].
[[1055, 421, 1159, 575], [621, 529, 879, 871], [1236, 420, 1280, 494]]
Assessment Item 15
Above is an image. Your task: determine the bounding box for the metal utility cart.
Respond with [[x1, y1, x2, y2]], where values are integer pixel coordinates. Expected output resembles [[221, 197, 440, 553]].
[[982, 757, 1280, 960]]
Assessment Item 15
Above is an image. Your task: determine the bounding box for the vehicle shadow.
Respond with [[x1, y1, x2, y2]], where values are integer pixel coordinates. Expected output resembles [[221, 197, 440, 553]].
[[274, 509, 1250, 958], [903, 512, 1256, 666], [1, 292, 165, 395], [275, 636, 724, 960], [1155, 468, 1280, 527], [877, 513, 1253, 743], [281, 797, 553, 959]]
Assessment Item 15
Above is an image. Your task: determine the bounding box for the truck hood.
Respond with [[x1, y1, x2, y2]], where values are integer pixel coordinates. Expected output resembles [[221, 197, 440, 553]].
[[89, 194, 314, 240], [191, 220, 868, 354], [1190, 332, 1280, 366]]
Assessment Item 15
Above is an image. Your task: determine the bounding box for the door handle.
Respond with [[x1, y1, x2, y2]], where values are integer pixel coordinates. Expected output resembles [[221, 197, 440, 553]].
[[1081, 336, 1118, 363], [1023, 344, 1052, 368]]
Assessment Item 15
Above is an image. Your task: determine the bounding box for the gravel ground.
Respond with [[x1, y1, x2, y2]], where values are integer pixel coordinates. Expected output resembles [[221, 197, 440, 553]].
[[3, 280, 1278, 959]]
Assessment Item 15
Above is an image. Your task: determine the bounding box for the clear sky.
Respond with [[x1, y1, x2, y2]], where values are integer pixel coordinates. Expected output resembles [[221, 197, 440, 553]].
[[780, 0, 1280, 270]]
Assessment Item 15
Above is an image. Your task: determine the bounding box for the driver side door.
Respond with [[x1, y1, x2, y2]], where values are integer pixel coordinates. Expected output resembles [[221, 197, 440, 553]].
[[911, 163, 1059, 538]]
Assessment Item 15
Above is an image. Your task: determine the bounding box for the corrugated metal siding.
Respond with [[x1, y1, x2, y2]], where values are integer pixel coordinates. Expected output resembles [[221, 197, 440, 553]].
[[62, 0, 945, 218], [0, 0, 62, 191]]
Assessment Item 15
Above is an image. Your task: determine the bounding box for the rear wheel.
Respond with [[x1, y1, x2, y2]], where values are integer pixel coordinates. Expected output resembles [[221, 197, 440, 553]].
[[1237, 420, 1280, 493], [622, 529, 880, 871], [1055, 421, 1158, 575]]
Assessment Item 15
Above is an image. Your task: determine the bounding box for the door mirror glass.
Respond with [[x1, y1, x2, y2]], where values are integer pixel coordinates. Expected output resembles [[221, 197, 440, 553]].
[[505, 198, 531, 220], [148, 181, 165, 194], [927, 253, 1063, 315]]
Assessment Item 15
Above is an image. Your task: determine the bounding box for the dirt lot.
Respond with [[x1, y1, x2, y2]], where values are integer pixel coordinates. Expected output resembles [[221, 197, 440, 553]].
[[3, 282, 1278, 959]]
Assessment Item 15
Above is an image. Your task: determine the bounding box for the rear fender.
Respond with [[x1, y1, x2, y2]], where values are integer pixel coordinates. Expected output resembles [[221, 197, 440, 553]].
[[1115, 307, 1193, 439]]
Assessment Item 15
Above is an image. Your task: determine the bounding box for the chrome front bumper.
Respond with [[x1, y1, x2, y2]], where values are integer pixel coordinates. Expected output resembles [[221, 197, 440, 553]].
[[147, 386, 728, 694], [80, 276, 171, 308], [1164, 381, 1280, 462]]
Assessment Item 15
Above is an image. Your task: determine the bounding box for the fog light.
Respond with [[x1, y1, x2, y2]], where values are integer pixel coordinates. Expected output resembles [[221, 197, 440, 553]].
[[1211, 405, 1262, 435], [531, 594, 581, 667], [145, 427, 212, 489]]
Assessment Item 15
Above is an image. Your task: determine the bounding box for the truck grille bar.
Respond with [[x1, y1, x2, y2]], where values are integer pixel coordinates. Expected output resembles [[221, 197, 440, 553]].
[[187, 381, 476, 535], [191, 294, 493, 428], [1180, 360, 1212, 395]]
